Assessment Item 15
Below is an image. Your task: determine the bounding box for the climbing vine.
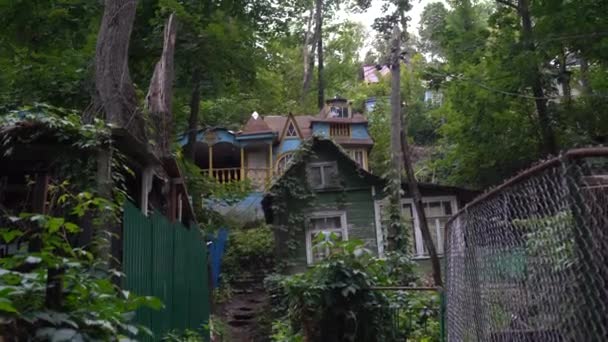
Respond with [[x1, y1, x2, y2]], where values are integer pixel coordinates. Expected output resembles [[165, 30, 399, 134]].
[[268, 139, 318, 266]]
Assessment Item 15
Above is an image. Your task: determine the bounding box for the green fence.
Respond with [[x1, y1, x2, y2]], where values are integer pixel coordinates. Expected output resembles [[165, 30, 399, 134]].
[[123, 202, 210, 341]]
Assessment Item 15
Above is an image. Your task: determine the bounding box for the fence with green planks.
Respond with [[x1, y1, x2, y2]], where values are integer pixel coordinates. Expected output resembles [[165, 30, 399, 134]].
[[123, 202, 210, 341]]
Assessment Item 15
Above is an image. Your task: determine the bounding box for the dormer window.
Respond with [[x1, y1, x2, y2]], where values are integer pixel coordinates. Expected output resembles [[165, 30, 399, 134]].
[[329, 106, 349, 118], [286, 121, 298, 137], [325, 97, 350, 118]]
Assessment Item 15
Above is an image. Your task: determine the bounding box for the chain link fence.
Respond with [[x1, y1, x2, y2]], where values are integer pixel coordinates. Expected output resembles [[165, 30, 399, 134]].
[[445, 148, 608, 341]]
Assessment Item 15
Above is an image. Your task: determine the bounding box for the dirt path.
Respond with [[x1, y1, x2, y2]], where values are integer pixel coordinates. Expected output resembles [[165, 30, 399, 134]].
[[218, 287, 268, 341]]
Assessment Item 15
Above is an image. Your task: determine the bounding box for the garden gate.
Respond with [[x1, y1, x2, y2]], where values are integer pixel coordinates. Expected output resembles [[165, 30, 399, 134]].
[[445, 148, 608, 341], [123, 202, 210, 340]]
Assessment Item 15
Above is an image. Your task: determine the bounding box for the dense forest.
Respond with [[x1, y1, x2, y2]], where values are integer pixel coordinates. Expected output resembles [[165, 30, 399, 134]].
[[1, 0, 606, 188]]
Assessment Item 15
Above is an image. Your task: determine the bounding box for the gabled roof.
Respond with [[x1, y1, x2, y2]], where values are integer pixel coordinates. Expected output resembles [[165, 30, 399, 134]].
[[240, 114, 273, 135], [265, 136, 381, 193], [362, 64, 390, 83], [264, 115, 313, 138]]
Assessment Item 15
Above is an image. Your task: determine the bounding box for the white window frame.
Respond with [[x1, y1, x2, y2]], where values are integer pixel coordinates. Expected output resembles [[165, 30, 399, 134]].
[[406, 196, 457, 259], [306, 211, 348, 265], [373, 196, 457, 259], [347, 149, 366, 169], [275, 152, 295, 174]]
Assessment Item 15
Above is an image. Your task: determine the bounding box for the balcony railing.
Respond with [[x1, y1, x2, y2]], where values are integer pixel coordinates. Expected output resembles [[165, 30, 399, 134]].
[[202, 167, 271, 191], [329, 123, 351, 137]]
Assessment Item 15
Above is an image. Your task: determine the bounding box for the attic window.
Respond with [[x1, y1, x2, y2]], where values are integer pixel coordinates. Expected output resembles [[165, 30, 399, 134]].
[[286, 121, 298, 137], [307, 161, 338, 189]]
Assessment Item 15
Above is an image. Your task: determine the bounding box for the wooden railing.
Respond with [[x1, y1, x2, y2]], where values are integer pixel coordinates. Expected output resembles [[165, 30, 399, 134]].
[[329, 123, 350, 137], [203, 167, 271, 191], [203, 168, 242, 183]]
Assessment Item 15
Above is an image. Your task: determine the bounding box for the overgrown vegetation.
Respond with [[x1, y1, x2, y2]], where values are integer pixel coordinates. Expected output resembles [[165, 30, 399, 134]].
[[0, 192, 161, 340], [266, 238, 440, 341]]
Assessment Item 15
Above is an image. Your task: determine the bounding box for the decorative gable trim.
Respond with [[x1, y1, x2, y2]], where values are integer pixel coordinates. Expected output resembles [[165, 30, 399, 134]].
[[279, 114, 303, 141]]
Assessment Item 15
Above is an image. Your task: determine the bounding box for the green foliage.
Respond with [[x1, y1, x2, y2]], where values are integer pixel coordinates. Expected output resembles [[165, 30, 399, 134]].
[[0, 193, 160, 340], [0, 104, 111, 152], [163, 327, 209, 342], [271, 319, 304, 342], [222, 225, 275, 284], [0, 0, 100, 109], [271, 238, 439, 341], [421, 0, 608, 188]]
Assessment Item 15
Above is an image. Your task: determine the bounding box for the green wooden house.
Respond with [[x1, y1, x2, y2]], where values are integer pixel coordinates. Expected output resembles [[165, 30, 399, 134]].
[[262, 136, 478, 273], [262, 137, 383, 272]]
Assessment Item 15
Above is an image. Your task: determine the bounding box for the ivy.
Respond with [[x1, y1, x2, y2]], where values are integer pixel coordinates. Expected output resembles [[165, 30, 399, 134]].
[[0, 192, 160, 340], [0, 103, 111, 154], [267, 139, 318, 265]]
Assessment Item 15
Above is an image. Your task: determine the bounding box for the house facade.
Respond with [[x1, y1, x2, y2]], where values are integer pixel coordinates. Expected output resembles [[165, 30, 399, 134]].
[[183, 97, 476, 270], [260, 137, 477, 271], [182, 97, 373, 192]]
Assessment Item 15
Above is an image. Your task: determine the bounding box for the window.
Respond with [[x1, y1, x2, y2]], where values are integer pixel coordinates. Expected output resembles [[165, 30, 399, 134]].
[[347, 149, 366, 169], [329, 106, 349, 118], [410, 199, 455, 257], [376, 197, 456, 258], [286, 121, 298, 137], [307, 162, 338, 189], [306, 212, 348, 264], [275, 153, 294, 175]]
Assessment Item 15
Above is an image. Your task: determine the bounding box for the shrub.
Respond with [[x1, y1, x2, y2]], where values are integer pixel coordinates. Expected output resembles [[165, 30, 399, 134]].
[[273, 237, 439, 341], [222, 225, 275, 284], [0, 197, 161, 340]]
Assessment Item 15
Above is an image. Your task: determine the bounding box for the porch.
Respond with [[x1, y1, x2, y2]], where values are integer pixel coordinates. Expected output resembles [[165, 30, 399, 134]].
[[192, 138, 274, 191]]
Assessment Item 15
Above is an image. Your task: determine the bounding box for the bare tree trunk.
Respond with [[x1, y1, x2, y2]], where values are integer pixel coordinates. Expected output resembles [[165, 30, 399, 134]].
[[518, 0, 557, 155], [95, 148, 113, 269], [389, 25, 403, 252], [401, 124, 443, 287], [301, 7, 316, 103], [558, 51, 572, 108], [146, 13, 178, 158], [93, 0, 145, 141], [315, 0, 324, 109], [185, 70, 201, 161]]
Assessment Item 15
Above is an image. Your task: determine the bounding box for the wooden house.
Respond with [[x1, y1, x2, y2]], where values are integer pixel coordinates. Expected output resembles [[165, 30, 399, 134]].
[[260, 137, 477, 272], [182, 97, 374, 192]]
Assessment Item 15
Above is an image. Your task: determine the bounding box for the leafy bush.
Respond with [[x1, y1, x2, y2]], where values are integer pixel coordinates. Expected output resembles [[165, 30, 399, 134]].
[[273, 238, 439, 341], [0, 193, 161, 340], [222, 225, 275, 284]]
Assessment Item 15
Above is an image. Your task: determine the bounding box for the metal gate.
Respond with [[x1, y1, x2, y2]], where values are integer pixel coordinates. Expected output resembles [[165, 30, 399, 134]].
[[123, 201, 210, 340]]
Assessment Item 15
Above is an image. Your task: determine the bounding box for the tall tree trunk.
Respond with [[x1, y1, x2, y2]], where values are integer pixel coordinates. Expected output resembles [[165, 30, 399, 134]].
[[518, 0, 557, 155], [315, 0, 324, 109], [146, 13, 178, 158], [93, 0, 145, 141], [92, 0, 140, 268], [389, 25, 403, 252], [558, 51, 572, 108], [401, 123, 443, 287], [185, 70, 201, 161], [301, 7, 316, 103]]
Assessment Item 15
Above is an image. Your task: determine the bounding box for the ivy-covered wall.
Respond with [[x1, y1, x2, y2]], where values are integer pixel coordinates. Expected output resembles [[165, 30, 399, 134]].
[[265, 138, 381, 273]]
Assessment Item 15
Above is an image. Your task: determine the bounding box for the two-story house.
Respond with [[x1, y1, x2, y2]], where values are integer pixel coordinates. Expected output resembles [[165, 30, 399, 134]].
[[183, 97, 373, 192]]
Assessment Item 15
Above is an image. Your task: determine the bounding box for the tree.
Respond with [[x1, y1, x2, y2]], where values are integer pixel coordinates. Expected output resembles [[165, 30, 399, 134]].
[[418, 2, 448, 59], [0, 1, 100, 110], [389, 26, 404, 253]]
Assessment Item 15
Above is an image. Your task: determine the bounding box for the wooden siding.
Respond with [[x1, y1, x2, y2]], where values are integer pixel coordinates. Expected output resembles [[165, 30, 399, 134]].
[[273, 145, 380, 272]]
